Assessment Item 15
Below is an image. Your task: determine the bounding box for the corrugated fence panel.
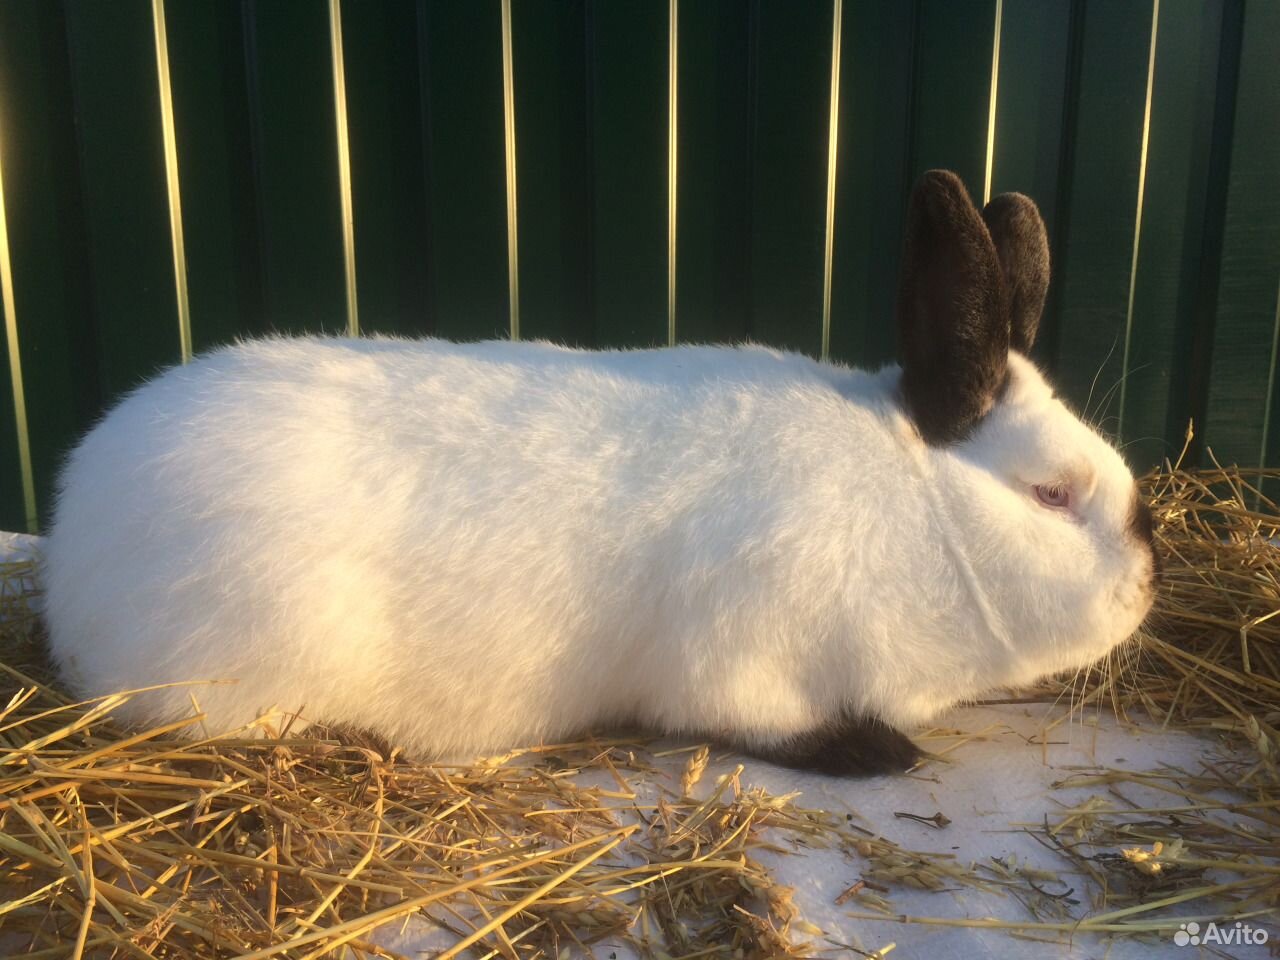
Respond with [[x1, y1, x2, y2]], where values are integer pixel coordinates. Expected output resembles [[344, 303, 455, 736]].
[[674, 0, 752, 346], [0, 0, 98, 530], [242, 1, 347, 335], [1121, 1, 1228, 471], [827, 0, 914, 369], [2, 0, 1280, 528], [64, 0, 183, 394], [0, 339, 20, 534], [341, 0, 433, 337], [589, 1, 667, 349], [419, 0, 508, 342], [1204, 0, 1280, 473], [747, 0, 831, 356], [511, 0, 592, 346], [907, 0, 996, 204], [166, 1, 267, 350], [987, 0, 1071, 365], [0, 281, 21, 531], [1046, 1, 1154, 431]]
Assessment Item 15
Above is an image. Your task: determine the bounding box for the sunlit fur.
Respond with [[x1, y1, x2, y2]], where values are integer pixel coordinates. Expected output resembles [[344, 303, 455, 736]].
[[43, 336, 1156, 758]]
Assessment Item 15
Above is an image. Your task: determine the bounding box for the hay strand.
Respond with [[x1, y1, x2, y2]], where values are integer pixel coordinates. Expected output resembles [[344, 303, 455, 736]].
[[2, 452, 1279, 954]]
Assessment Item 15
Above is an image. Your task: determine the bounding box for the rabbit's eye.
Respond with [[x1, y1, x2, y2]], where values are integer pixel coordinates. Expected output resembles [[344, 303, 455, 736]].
[[1034, 484, 1070, 508]]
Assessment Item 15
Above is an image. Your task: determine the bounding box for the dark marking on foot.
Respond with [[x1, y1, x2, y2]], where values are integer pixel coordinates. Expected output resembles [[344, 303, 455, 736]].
[[733, 709, 921, 777]]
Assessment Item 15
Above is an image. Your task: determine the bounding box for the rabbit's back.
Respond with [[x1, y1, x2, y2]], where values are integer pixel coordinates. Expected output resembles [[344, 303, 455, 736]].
[[45, 337, 905, 755]]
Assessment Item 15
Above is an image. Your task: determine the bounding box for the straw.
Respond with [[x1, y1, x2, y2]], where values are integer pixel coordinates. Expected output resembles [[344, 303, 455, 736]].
[[2, 439, 1278, 953]]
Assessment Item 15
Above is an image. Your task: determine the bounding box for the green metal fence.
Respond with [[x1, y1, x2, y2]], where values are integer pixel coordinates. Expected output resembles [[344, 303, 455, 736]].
[[1, 0, 1278, 533]]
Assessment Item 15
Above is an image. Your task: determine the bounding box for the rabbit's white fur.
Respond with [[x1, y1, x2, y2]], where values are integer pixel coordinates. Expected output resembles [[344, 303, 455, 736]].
[[44, 335, 1154, 758]]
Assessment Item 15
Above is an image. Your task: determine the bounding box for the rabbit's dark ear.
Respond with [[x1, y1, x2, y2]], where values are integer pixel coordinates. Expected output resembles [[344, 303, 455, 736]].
[[982, 192, 1049, 354], [896, 170, 1008, 445]]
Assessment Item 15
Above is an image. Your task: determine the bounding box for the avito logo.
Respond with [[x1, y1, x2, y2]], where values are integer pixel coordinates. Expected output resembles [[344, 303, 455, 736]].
[[1173, 921, 1269, 947]]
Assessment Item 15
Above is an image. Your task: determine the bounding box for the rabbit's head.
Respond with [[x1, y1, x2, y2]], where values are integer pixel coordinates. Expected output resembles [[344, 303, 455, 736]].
[[896, 171, 1159, 699]]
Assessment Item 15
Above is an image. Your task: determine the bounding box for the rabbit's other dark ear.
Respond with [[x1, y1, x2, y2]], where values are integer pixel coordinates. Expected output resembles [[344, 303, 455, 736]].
[[896, 170, 1008, 446], [982, 192, 1049, 354]]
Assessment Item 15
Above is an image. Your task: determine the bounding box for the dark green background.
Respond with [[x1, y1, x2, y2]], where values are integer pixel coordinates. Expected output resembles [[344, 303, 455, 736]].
[[1, 0, 1277, 532]]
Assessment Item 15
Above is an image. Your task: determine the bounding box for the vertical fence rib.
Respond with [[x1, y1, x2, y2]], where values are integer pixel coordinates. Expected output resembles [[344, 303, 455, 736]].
[[328, 0, 359, 336], [1118, 0, 1160, 437], [500, 0, 520, 340], [667, 0, 678, 346], [1259, 279, 1280, 471], [0, 123, 36, 532], [820, 0, 843, 361], [982, 0, 1003, 204], [151, 0, 193, 360]]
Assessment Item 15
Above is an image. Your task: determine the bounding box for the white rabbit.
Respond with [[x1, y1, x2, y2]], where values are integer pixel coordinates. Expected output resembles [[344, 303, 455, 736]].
[[43, 171, 1158, 775]]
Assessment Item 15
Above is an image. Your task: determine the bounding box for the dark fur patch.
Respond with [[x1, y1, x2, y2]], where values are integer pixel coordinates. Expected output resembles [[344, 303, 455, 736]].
[[981, 192, 1050, 354], [1129, 493, 1162, 583], [731, 708, 921, 777], [897, 170, 1009, 445]]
